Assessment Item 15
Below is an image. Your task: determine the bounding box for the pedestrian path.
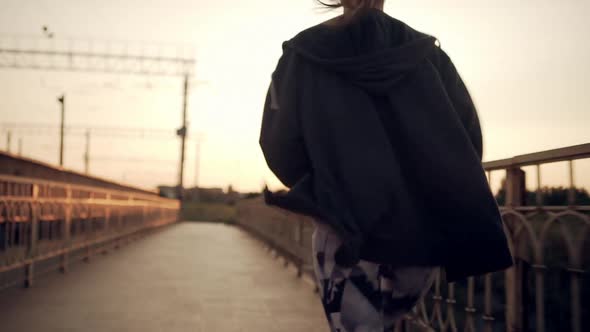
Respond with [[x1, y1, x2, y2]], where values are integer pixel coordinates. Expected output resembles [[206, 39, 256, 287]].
[[0, 222, 328, 332]]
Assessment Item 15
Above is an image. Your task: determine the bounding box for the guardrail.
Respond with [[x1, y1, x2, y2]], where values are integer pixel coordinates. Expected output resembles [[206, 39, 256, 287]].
[[236, 143, 590, 332], [0, 175, 179, 290]]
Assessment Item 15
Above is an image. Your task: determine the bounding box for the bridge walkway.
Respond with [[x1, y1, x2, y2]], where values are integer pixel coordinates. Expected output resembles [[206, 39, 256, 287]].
[[0, 222, 328, 332]]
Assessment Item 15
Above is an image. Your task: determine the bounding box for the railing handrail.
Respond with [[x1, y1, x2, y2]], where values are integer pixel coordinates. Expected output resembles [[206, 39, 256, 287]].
[[483, 143, 590, 171], [0, 151, 159, 196], [0, 173, 180, 289], [0, 174, 177, 204]]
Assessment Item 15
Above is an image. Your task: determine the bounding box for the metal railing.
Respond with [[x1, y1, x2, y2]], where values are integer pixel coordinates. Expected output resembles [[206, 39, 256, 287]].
[[236, 143, 590, 332], [0, 175, 179, 289]]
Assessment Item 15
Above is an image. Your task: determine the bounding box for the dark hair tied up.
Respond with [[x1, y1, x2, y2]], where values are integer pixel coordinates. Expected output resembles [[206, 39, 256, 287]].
[[316, 0, 343, 8]]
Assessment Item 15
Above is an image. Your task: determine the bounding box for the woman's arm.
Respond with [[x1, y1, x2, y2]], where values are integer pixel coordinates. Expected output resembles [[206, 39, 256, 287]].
[[259, 52, 311, 188], [438, 50, 484, 160]]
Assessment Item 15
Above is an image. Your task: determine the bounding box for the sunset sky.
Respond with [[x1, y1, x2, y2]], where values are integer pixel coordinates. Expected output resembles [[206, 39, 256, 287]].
[[0, 0, 589, 193]]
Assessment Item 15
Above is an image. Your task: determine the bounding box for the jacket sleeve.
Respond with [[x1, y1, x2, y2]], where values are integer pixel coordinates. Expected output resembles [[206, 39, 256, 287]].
[[439, 50, 484, 160], [259, 51, 310, 188]]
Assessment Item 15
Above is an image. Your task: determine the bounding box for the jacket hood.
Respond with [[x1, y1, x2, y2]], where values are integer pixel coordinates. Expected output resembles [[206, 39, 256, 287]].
[[283, 9, 438, 94]]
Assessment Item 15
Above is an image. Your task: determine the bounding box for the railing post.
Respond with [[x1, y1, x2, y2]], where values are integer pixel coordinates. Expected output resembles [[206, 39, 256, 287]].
[[115, 206, 123, 248], [126, 196, 133, 234], [464, 277, 476, 332], [24, 184, 39, 288], [505, 167, 526, 332], [84, 199, 92, 263], [482, 273, 494, 332], [445, 282, 458, 331], [570, 267, 582, 332], [60, 186, 72, 273], [295, 218, 304, 277], [567, 160, 575, 206], [104, 193, 111, 234], [142, 203, 147, 229], [506, 168, 526, 207]]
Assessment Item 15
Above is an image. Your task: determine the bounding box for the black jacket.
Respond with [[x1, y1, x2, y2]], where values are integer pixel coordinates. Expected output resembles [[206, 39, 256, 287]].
[[259, 9, 512, 282]]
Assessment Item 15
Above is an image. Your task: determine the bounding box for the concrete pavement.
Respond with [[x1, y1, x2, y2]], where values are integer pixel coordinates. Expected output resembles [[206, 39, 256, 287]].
[[0, 222, 328, 332]]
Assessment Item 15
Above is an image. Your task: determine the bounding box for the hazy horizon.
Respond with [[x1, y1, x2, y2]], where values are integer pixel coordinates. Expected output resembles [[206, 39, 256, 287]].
[[1, 0, 588, 193]]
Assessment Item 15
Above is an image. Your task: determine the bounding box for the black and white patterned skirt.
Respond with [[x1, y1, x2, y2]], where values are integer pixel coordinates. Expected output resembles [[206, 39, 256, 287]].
[[312, 222, 438, 332]]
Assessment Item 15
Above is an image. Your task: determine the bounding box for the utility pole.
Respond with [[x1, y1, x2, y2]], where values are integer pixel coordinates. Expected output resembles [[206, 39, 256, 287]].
[[84, 129, 90, 174], [58, 94, 65, 167], [5, 131, 11, 152], [18, 138, 22, 156], [176, 73, 189, 200]]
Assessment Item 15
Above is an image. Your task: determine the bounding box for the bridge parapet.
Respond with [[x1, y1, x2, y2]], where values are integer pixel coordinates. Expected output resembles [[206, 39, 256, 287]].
[[0, 174, 179, 289], [237, 143, 590, 332]]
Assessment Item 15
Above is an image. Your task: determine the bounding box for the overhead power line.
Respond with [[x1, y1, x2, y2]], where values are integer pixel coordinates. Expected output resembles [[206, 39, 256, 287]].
[[1, 35, 197, 198], [0, 36, 195, 76], [0, 123, 203, 140], [91, 156, 178, 164]]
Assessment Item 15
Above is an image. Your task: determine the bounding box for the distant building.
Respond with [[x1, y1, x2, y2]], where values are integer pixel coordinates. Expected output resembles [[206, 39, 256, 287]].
[[157, 185, 178, 199], [183, 185, 243, 204], [157, 184, 246, 203]]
